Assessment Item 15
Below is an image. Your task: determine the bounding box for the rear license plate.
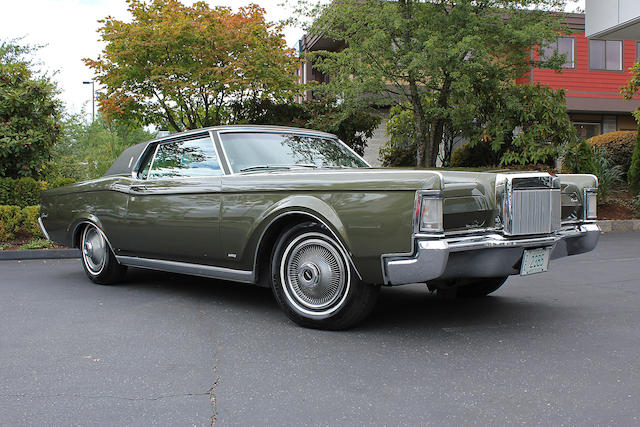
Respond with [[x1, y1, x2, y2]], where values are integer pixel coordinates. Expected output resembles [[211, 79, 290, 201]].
[[520, 247, 551, 276]]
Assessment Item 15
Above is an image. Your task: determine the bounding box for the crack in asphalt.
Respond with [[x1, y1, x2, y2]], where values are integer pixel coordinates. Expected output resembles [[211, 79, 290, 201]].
[[1, 392, 210, 401], [209, 372, 221, 426], [200, 306, 222, 427]]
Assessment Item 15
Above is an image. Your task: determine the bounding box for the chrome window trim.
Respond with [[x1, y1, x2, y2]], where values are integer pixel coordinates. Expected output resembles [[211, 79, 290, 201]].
[[214, 130, 234, 175], [144, 133, 224, 180]]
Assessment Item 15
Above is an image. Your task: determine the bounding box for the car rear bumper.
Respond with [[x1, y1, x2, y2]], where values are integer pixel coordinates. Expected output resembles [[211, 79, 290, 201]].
[[382, 223, 600, 286]]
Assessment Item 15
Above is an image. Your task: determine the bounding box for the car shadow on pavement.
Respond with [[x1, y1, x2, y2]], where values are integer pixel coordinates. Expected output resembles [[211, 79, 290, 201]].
[[110, 267, 570, 335]]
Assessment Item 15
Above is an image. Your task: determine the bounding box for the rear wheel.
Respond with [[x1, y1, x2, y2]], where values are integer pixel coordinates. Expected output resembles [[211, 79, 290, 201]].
[[80, 224, 127, 285], [271, 223, 379, 330]]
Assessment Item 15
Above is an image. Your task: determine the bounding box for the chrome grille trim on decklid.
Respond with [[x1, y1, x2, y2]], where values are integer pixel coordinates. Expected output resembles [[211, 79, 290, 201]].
[[496, 173, 561, 236]]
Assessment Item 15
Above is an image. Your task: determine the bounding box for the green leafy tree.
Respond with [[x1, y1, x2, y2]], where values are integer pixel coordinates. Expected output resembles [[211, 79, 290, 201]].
[[301, 0, 569, 167], [621, 61, 640, 193], [85, 0, 300, 131], [48, 115, 155, 180], [0, 39, 62, 178], [478, 84, 576, 166]]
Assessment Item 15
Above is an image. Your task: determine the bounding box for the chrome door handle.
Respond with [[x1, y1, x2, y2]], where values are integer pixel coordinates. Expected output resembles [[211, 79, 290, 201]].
[[130, 185, 148, 192]]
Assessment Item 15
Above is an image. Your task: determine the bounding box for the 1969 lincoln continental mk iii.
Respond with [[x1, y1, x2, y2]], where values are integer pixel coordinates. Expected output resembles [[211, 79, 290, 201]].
[[39, 125, 600, 329]]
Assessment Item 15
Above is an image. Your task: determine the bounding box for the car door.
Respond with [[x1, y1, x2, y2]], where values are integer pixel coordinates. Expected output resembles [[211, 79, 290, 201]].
[[121, 133, 224, 265]]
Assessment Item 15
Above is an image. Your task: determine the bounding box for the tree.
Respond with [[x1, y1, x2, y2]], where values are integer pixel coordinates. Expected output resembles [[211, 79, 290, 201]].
[[85, 0, 300, 131], [476, 83, 576, 166], [0, 39, 62, 179], [621, 60, 640, 124], [302, 0, 569, 167], [48, 115, 156, 180]]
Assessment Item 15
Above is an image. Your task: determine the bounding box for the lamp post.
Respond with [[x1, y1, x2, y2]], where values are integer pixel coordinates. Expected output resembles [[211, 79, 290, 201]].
[[83, 80, 95, 122]]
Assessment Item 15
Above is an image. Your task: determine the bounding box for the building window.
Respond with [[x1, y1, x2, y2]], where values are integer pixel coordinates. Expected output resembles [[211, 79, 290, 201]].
[[573, 122, 601, 140], [541, 37, 575, 68], [589, 40, 623, 71], [637, 42, 640, 61]]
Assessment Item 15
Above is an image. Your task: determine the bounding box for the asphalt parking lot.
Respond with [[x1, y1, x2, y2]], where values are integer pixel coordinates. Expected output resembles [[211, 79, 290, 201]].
[[1, 232, 639, 426]]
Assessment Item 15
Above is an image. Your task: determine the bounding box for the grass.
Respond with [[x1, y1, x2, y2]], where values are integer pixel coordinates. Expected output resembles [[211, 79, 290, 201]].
[[0, 238, 56, 251], [17, 239, 55, 250]]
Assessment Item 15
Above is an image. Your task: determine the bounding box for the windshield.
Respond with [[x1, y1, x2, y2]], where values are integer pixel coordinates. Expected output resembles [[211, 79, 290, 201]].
[[219, 132, 369, 173]]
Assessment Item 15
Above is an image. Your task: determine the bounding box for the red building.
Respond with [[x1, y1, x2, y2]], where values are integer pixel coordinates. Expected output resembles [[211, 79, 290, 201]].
[[517, 13, 639, 138]]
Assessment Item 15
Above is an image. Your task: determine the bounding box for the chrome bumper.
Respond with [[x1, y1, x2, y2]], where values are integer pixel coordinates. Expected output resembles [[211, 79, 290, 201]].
[[383, 223, 600, 286]]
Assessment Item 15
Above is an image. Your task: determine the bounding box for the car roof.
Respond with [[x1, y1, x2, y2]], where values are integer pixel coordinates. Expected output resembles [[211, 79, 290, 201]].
[[102, 125, 339, 177]]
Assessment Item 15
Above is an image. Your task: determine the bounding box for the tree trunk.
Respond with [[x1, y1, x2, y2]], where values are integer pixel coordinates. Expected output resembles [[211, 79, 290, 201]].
[[409, 80, 430, 168]]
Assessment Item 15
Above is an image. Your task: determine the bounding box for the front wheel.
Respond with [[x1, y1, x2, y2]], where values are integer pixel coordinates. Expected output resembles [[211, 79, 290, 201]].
[[271, 223, 379, 330], [80, 224, 127, 285]]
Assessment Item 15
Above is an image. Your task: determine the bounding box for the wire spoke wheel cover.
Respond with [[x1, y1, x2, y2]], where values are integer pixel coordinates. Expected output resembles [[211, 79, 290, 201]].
[[82, 226, 107, 276], [280, 233, 350, 317]]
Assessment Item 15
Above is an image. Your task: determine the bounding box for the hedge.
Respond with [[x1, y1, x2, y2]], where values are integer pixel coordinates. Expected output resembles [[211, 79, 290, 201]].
[[0, 205, 43, 241], [629, 130, 640, 194], [0, 177, 75, 208], [588, 131, 637, 179]]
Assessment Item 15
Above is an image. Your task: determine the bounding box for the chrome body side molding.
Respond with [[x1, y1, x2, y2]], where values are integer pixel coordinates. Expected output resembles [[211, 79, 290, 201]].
[[116, 256, 255, 284]]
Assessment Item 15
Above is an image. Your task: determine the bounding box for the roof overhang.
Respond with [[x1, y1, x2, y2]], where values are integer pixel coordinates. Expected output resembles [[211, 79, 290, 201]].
[[587, 15, 640, 40], [566, 97, 640, 114]]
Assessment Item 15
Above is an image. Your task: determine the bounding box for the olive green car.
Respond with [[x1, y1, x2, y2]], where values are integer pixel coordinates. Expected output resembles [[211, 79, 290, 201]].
[[39, 125, 600, 329]]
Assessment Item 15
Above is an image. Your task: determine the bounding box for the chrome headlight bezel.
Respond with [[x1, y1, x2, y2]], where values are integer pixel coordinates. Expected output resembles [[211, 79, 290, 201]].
[[584, 188, 597, 221], [415, 191, 444, 234]]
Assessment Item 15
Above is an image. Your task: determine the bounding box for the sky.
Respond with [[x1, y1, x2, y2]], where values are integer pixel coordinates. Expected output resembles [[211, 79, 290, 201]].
[[0, 0, 584, 120]]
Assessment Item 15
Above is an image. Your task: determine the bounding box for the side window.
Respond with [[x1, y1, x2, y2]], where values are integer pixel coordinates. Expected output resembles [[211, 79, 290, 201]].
[[148, 136, 223, 179]]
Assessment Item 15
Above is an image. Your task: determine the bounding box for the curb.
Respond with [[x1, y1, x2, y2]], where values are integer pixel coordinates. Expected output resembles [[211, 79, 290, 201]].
[[597, 220, 640, 233], [0, 249, 80, 261]]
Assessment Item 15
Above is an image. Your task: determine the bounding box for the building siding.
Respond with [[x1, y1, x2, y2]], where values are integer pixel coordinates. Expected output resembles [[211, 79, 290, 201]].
[[532, 34, 638, 101]]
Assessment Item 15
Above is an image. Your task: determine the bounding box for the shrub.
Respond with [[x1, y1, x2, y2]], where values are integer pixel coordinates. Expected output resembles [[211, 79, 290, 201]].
[[631, 194, 640, 218], [0, 177, 74, 207], [0, 205, 43, 241], [0, 178, 14, 205], [47, 177, 76, 189], [561, 139, 597, 175], [13, 177, 41, 207], [379, 143, 417, 167], [593, 146, 623, 202], [450, 142, 500, 168], [0, 205, 23, 241], [20, 205, 42, 238], [629, 131, 640, 194], [588, 131, 636, 178]]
